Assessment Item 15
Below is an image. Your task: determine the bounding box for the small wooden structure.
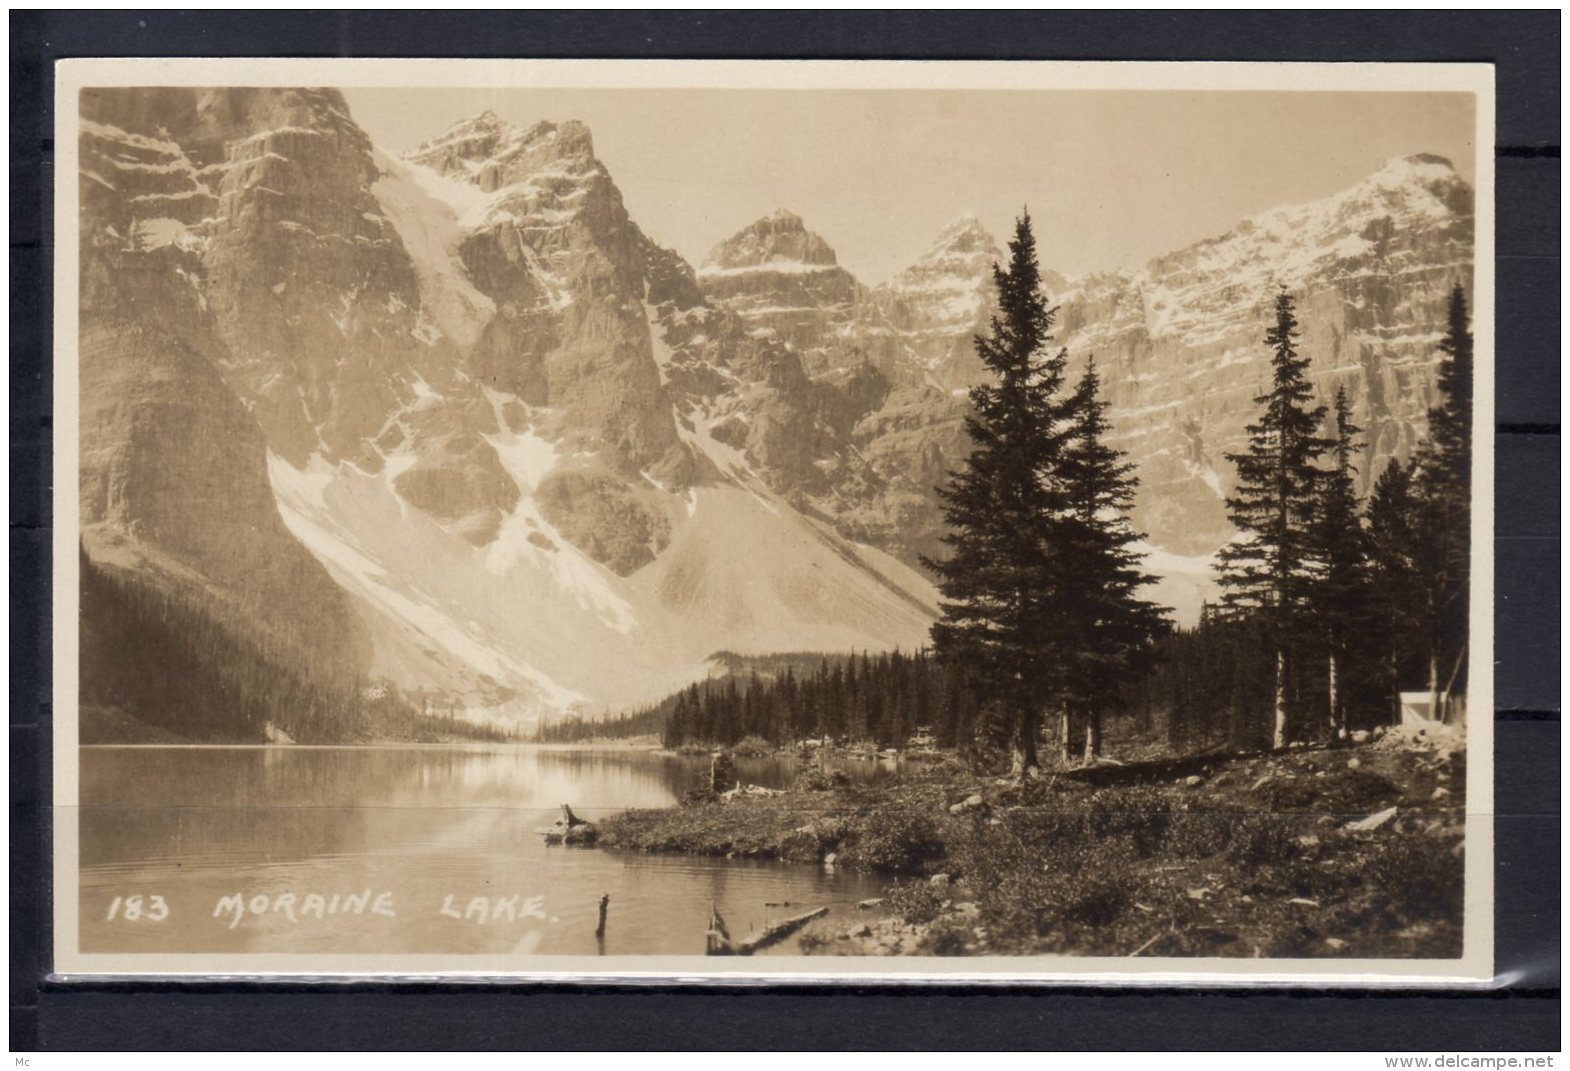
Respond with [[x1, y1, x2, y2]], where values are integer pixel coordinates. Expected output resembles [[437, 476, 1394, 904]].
[[1400, 691, 1467, 730]]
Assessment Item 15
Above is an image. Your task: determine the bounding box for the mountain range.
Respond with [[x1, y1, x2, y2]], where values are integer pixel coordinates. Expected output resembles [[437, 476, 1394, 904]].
[[76, 88, 1474, 735]]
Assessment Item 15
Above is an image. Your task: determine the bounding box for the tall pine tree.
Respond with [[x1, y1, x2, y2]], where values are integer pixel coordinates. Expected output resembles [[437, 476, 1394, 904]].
[[1309, 385, 1370, 742], [924, 211, 1073, 777], [1412, 283, 1474, 719], [1059, 357, 1170, 761], [1365, 457, 1423, 724], [1217, 289, 1332, 749]]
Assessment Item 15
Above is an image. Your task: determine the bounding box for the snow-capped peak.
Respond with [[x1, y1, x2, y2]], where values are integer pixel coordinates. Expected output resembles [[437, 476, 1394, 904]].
[[407, 110, 514, 159], [1146, 150, 1471, 296], [404, 113, 597, 187], [937, 210, 985, 236], [1365, 153, 1459, 187], [702, 209, 843, 273], [921, 212, 1002, 262]]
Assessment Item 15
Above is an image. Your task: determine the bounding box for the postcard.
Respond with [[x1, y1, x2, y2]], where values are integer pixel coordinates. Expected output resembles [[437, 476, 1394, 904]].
[[52, 58, 1494, 983]]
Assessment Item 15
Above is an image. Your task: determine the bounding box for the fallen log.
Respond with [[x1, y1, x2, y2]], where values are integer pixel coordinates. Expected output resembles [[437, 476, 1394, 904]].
[[706, 904, 829, 956]]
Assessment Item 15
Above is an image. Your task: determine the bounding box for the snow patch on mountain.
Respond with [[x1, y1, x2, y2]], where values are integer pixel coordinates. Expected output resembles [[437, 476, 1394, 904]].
[[371, 151, 494, 352], [269, 452, 586, 709]]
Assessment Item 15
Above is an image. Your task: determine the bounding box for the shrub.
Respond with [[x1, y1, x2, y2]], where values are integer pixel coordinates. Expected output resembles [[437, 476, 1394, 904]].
[[1226, 814, 1301, 866], [1086, 786, 1176, 857], [732, 735, 775, 757], [1359, 831, 1464, 930], [1260, 769, 1398, 816], [797, 768, 851, 792], [843, 808, 947, 873], [1058, 868, 1137, 928], [1163, 811, 1234, 859], [777, 817, 850, 862], [885, 879, 947, 925], [921, 917, 976, 956], [681, 787, 719, 806]]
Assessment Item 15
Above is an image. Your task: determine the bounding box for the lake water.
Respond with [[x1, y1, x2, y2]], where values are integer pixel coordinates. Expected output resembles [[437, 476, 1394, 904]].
[[77, 745, 892, 958]]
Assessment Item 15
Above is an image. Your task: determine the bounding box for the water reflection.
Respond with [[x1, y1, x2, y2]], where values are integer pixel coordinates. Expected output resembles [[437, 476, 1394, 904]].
[[78, 745, 887, 957]]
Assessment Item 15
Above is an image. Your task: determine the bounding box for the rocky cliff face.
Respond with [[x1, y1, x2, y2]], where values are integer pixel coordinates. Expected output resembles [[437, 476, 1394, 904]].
[[680, 158, 1472, 613], [859, 213, 1004, 391], [697, 210, 864, 367], [83, 101, 939, 727], [75, 90, 1471, 729], [404, 113, 689, 478], [77, 89, 372, 735], [1052, 154, 1474, 555]]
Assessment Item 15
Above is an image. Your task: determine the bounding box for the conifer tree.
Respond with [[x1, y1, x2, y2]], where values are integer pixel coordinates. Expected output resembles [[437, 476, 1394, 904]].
[[1059, 357, 1170, 761], [1216, 289, 1333, 749], [1365, 457, 1423, 724], [1412, 283, 1474, 718], [924, 211, 1073, 777], [1309, 385, 1370, 742]]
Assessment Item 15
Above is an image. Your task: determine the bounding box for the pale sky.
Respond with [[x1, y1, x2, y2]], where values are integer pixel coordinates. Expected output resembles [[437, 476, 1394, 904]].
[[342, 88, 1476, 285]]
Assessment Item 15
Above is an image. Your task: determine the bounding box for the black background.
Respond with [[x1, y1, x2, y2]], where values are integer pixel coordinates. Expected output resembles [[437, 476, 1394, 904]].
[[9, 10, 1560, 1052]]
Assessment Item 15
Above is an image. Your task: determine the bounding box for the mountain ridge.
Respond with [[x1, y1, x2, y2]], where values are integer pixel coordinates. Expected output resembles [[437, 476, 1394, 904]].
[[74, 92, 1472, 734]]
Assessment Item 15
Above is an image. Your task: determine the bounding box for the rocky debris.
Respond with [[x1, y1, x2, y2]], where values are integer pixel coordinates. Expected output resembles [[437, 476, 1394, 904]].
[[1374, 720, 1465, 752], [949, 793, 986, 815], [1183, 774, 1205, 787], [816, 878, 989, 957], [828, 914, 935, 957], [533, 470, 670, 575]]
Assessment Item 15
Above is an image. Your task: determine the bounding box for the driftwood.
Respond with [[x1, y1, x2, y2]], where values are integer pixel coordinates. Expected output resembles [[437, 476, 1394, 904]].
[[537, 803, 597, 845], [706, 900, 829, 956]]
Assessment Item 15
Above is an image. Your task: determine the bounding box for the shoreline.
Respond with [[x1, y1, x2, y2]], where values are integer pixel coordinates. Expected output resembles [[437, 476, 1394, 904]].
[[594, 737, 1468, 958], [78, 739, 668, 751]]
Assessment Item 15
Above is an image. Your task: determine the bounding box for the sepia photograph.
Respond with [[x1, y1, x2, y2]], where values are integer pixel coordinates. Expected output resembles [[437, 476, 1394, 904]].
[[52, 59, 1493, 981]]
